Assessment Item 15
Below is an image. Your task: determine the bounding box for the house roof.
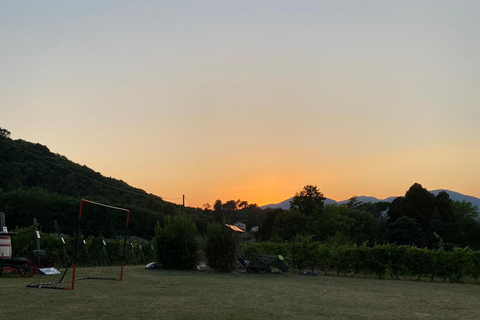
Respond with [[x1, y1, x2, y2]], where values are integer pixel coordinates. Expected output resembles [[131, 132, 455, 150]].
[[226, 224, 244, 233]]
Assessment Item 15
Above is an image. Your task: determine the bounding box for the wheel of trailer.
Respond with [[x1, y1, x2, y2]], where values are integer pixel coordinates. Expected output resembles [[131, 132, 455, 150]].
[[18, 260, 37, 278], [45, 252, 62, 268], [28, 251, 41, 267]]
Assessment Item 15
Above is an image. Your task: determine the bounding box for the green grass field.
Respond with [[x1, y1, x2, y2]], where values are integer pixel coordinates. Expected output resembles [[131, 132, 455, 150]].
[[2, 266, 480, 319]]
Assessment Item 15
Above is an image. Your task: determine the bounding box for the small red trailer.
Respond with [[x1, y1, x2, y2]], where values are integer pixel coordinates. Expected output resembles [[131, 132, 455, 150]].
[[0, 213, 37, 277]]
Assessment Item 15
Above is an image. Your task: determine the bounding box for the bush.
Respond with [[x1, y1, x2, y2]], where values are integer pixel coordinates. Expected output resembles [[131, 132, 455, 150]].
[[154, 213, 199, 270], [405, 247, 433, 280], [205, 222, 239, 272], [242, 242, 290, 259], [11, 226, 36, 257], [292, 236, 321, 272], [466, 251, 480, 283]]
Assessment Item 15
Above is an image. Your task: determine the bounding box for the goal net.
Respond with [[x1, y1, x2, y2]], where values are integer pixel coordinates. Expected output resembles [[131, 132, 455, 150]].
[[27, 199, 130, 290]]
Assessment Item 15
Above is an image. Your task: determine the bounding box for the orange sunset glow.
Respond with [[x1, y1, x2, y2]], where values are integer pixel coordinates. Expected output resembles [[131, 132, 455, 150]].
[[1, 1, 479, 207]]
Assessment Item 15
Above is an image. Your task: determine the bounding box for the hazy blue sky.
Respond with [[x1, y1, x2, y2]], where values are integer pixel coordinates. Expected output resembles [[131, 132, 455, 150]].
[[1, 1, 479, 207]]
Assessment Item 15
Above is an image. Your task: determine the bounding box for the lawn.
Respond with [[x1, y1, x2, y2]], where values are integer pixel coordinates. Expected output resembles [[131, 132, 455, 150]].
[[2, 266, 480, 320]]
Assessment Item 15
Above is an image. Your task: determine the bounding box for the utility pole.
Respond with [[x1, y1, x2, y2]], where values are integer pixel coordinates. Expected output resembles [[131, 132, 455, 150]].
[[183, 195, 185, 208]]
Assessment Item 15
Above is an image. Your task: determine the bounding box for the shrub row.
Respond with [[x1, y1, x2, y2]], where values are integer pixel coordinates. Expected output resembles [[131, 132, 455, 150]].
[[243, 238, 480, 283], [153, 214, 241, 272]]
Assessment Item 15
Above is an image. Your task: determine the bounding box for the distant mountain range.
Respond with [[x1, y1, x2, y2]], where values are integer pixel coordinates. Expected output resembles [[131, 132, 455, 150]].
[[260, 189, 480, 212]]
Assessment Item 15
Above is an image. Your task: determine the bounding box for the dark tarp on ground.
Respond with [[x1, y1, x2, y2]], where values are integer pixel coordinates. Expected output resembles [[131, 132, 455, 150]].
[[248, 253, 290, 273]]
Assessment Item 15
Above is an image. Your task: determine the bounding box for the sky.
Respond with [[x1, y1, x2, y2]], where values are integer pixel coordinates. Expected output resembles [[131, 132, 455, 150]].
[[1, 1, 479, 208]]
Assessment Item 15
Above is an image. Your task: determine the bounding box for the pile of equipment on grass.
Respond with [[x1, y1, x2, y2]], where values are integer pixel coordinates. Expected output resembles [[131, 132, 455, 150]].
[[245, 254, 290, 274]]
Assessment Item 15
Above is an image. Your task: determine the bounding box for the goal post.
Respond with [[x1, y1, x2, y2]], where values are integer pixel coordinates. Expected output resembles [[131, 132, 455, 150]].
[[75, 199, 130, 284], [27, 199, 130, 290]]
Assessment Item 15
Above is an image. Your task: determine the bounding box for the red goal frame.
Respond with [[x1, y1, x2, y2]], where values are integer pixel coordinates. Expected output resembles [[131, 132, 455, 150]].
[[27, 199, 130, 290]]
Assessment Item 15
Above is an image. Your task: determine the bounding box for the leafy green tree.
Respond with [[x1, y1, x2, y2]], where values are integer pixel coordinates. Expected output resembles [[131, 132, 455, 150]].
[[0, 127, 11, 138], [452, 200, 479, 220], [435, 191, 454, 222], [307, 205, 353, 241], [357, 201, 390, 218], [387, 216, 426, 247], [223, 200, 239, 212], [437, 200, 479, 249], [346, 196, 362, 208], [387, 183, 480, 249], [357, 201, 390, 244], [289, 185, 326, 216], [258, 208, 282, 241], [344, 207, 377, 244], [308, 205, 376, 244], [238, 200, 249, 209], [11, 225, 36, 257], [387, 183, 438, 247], [205, 220, 239, 272], [154, 212, 199, 270], [213, 200, 223, 211], [209, 199, 262, 231], [387, 196, 406, 223], [271, 210, 308, 241]]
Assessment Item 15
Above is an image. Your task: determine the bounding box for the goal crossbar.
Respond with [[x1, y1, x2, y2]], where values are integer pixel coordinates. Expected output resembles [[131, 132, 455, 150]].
[[27, 199, 130, 290]]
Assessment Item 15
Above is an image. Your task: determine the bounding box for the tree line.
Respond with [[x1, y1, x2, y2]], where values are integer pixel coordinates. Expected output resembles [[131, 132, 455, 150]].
[[2, 127, 479, 251], [256, 184, 479, 250]]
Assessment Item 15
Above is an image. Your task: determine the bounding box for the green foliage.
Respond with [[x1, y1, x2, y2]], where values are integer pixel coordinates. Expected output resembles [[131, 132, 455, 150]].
[[154, 213, 199, 270], [11, 225, 36, 257], [323, 232, 353, 247], [258, 208, 281, 241], [329, 245, 352, 276], [242, 241, 290, 259], [0, 135, 185, 239], [37, 232, 66, 258], [243, 240, 480, 283], [385, 245, 408, 279], [289, 185, 326, 216], [205, 221, 239, 272], [403, 246, 431, 279], [257, 183, 478, 248], [466, 251, 480, 283], [386, 183, 480, 249], [367, 246, 389, 278], [272, 210, 307, 241], [291, 236, 322, 272], [387, 216, 426, 247], [0, 127, 11, 138], [0, 188, 78, 232], [209, 198, 263, 230], [307, 205, 377, 244], [9, 225, 152, 267]]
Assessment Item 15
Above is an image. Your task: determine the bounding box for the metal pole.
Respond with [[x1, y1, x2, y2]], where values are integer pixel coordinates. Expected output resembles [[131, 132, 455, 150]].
[[33, 218, 41, 250], [0, 212, 6, 232], [79, 231, 92, 266], [54, 220, 70, 263], [99, 233, 111, 266], [129, 240, 137, 265]]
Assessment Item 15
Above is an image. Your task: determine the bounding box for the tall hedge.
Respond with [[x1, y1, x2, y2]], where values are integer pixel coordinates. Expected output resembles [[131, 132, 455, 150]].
[[205, 222, 239, 272], [154, 213, 199, 270]]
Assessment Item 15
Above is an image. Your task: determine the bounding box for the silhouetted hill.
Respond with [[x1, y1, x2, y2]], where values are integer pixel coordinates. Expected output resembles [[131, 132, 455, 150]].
[[0, 134, 193, 238]]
